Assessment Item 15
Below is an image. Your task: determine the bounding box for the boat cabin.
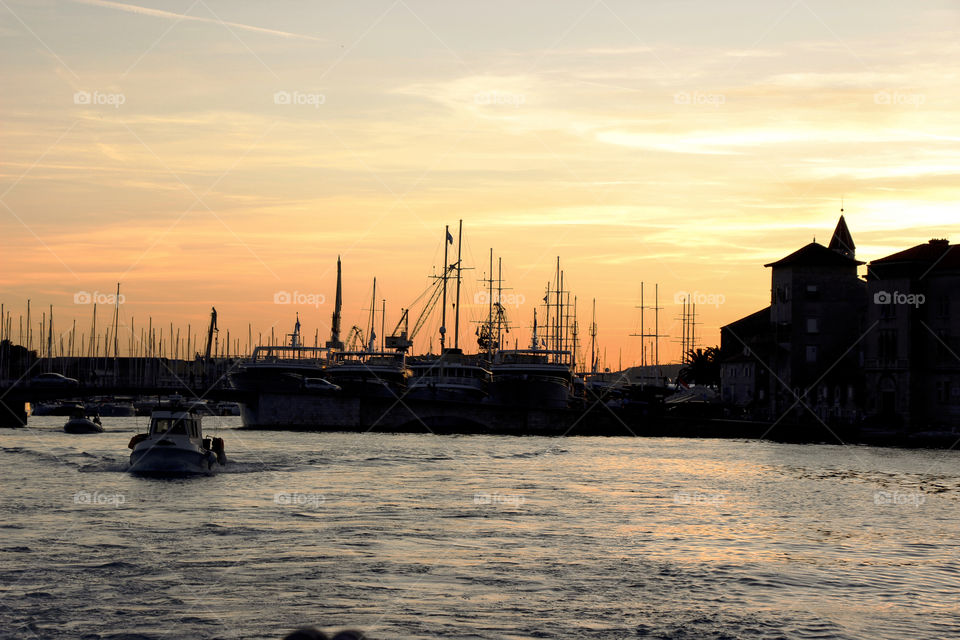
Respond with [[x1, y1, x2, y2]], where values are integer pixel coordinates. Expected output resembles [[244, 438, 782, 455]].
[[150, 412, 202, 439]]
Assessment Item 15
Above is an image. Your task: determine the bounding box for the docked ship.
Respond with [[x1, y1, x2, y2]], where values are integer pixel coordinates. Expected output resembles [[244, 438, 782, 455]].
[[404, 222, 492, 402], [231, 258, 347, 395]]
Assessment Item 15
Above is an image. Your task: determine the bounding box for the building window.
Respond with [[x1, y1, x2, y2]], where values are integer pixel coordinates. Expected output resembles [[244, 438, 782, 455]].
[[806, 345, 817, 363], [880, 300, 897, 319], [937, 381, 948, 403], [805, 284, 820, 300], [879, 329, 898, 361], [806, 318, 819, 334], [938, 297, 950, 318]]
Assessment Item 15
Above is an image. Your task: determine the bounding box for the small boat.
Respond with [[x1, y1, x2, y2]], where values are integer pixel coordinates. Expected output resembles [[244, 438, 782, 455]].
[[64, 409, 104, 434], [128, 404, 226, 475]]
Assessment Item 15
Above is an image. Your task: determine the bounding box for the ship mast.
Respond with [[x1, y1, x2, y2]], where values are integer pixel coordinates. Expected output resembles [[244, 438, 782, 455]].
[[453, 220, 463, 350], [440, 226, 449, 352], [590, 298, 597, 375], [327, 256, 343, 350], [367, 278, 377, 352]]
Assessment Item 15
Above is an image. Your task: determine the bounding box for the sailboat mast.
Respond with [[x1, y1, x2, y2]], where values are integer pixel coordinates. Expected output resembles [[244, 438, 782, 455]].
[[590, 298, 597, 374], [368, 278, 377, 351], [487, 248, 494, 354], [112, 283, 120, 359], [440, 226, 449, 352], [497, 257, 503, 351], [453, 219, 462, 350]]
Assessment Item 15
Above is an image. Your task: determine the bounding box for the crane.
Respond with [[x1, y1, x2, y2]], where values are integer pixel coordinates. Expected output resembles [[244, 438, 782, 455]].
[[204, 307, 218, 362]]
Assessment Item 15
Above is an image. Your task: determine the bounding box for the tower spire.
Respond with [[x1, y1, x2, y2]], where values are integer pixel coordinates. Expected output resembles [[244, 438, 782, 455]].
[[829, 211, 855, 259]]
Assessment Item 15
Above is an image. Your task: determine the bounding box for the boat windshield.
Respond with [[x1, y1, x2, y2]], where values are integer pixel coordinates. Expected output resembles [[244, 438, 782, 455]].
[[151, 417, 198, 436]]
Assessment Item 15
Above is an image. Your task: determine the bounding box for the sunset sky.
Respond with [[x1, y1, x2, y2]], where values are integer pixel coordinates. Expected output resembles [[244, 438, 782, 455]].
[[2, 0, 958, 365]]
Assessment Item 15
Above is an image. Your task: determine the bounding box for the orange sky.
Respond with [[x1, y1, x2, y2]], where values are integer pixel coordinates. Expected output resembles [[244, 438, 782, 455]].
[[1, 0, 958, 365]]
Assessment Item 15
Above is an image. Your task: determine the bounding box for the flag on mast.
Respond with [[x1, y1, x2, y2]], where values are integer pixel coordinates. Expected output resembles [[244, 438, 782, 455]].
[[446, 229, 454, 244]]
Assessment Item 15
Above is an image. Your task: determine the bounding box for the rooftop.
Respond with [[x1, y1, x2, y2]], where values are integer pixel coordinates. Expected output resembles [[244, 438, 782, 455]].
[[764, 242, 864, 268]]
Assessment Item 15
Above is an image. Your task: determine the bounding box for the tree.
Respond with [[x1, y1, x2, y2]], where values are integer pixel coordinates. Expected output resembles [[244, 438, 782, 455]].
[[678, 346, 721, 388]]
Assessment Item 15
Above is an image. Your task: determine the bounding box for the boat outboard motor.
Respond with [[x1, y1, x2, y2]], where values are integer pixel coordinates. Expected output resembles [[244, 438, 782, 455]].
[[211, 437, 226, 465]]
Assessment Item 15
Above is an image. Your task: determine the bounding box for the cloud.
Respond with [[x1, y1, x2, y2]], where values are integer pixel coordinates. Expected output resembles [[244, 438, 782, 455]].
[[71, 0, 324, 41]]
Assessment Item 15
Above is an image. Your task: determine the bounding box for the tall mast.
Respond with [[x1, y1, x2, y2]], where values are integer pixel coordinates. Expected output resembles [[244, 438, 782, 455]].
[[368, 278, 377, 351], [90, 303, 97, 359], [453, 219, 463, 350], [530, 308, 538, 349], [654, 283, 660, 370], [640, 282, 645, 367], [440, 225, 450, 352], [543, 281, 551, 353], [47, 305, 53, 369], [590, 298, 597, 375], [112, 283, 121, 359], [496, 257, 503, 351], [329, 256, 343, 349], [555, 257, 561, 357], [488, 248, 494, 354]]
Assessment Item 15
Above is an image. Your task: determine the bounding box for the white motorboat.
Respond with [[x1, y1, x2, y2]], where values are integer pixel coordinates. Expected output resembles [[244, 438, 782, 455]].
[[128, 404, 226, 475]]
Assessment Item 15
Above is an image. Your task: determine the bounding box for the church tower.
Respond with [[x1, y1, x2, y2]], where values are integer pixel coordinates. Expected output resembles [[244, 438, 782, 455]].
[[828, 214, 855, 260]]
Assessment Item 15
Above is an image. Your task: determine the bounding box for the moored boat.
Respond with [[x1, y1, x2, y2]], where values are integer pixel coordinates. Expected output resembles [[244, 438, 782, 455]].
[[64, 409, 104, 434], [408, 349, 492, 402]]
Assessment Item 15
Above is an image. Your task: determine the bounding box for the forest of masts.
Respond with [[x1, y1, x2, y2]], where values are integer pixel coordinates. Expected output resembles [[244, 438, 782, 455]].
[[1, 270, 701, 370]]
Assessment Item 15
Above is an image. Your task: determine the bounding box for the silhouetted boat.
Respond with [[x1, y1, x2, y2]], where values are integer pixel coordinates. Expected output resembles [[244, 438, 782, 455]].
[[64, 408, 103, 434], [128, 404, 225, 475], [322, 350, 411, 398], [408, 349, 492, 402], [490, 348, 573, 409]]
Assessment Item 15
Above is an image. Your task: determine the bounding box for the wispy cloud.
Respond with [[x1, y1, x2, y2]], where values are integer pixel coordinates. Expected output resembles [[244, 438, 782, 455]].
[[71, 0, 323, 41]]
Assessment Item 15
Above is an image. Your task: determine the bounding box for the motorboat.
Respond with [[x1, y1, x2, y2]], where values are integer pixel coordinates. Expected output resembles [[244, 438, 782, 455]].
[[64, 408, 104, 434], [128, 404, 226, 475]]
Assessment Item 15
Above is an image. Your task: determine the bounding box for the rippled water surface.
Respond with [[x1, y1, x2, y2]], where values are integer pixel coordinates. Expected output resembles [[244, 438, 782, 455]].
[[2, 417, 960, 639]]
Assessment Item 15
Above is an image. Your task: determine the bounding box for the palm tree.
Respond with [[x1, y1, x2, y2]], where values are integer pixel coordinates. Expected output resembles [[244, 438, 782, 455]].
[[678, 346, 721, 388]]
